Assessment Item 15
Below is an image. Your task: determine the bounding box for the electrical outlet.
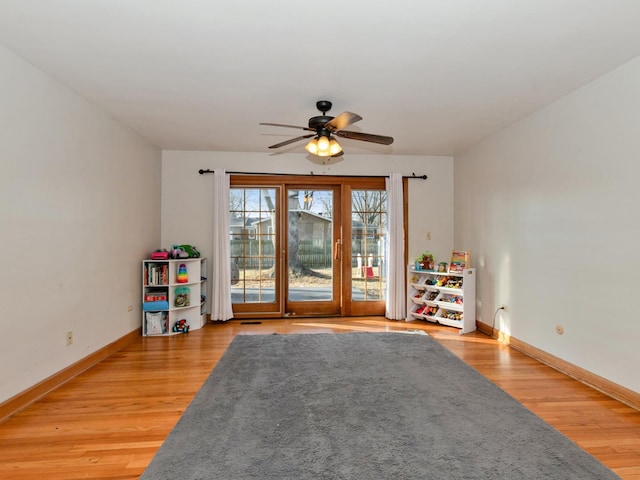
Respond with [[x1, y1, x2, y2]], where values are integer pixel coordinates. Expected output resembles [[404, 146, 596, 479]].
[[425, 232, 431, 241], [499, 304, 508, 312], [128, 305, 133, 312], [66, 331, 73, 346]]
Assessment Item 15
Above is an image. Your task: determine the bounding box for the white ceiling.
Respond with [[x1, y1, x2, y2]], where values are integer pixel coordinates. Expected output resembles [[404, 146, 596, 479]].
[[2, 0, 640, 156]]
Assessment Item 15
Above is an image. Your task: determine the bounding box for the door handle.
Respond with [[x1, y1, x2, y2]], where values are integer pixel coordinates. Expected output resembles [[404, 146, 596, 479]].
[[335, 239, 342, 261]]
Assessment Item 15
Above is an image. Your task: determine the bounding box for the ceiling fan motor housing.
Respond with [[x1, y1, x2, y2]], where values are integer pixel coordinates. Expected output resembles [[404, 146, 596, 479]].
[[309, 100, 334, 131], [308, 115, 334, 131]]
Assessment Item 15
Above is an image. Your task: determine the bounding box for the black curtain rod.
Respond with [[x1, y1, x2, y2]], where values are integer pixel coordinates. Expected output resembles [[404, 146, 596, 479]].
[[198, 169, 427, 180]]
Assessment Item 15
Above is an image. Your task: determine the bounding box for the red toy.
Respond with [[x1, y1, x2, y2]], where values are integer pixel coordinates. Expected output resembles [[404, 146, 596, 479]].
[[151, 249, 170, 260]]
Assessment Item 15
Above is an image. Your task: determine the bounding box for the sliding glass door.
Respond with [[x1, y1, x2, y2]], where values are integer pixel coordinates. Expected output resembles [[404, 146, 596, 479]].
[[285, 186, 341, 316], [229, 176, 388, 318]]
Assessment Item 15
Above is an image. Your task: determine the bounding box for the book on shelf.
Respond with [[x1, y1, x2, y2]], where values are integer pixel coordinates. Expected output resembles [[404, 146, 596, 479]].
[[449, 250, 470, 273], [145, 263, 169, 286]]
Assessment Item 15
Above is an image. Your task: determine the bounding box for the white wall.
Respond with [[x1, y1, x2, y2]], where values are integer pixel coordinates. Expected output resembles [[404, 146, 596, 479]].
[[161, 151, 455, 289], [455, 56, 640, 393], [0, 45, 161, 403]]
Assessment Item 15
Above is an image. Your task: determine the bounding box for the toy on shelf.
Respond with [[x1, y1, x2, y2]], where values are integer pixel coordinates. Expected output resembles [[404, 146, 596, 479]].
[[444, 277, 463, 289], [172, 319, 189, 333], [441, 294, 463, 304], [150, 249, 170, 260], [174, 287, 191, 307], [415, 252, 435, 271], [425, 306, 439, 316], [171, 244, 201, 259], [449, 250, 469, 273], [177, 263, 188, 283], [442, 310, 463, 320]]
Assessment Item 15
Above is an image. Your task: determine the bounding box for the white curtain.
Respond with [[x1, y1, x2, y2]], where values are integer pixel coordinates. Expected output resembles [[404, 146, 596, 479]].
[[385, 173, 406, 319], [211, 169, 234, 321]]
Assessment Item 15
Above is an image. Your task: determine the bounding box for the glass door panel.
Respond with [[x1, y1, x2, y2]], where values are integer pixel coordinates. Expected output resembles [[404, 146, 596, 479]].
[[285, 187, 340, 316], [229, 187, 281, 315], [348, 189, 387, 315]]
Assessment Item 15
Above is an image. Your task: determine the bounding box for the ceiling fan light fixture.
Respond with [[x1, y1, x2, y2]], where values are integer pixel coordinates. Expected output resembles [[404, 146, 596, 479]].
[[317, 135, 330, 153], [305, 138, 319, 154], [306, 135, 341, 157], [329, 138, 342, 156]]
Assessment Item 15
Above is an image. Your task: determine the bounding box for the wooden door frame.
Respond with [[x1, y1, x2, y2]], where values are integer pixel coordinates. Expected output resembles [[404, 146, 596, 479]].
[[230, 175, 406, 319]]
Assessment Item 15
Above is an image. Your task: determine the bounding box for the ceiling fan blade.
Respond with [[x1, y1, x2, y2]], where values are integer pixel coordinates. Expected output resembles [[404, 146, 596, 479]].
[[325, 112, 362, 131], [335, 130, 394, 145], [260, 122, 315, 132], [268, 134, 315, 149]]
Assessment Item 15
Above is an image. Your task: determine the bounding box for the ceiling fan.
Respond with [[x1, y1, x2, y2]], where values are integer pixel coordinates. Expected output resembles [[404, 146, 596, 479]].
[[260, 100, 394, 157]]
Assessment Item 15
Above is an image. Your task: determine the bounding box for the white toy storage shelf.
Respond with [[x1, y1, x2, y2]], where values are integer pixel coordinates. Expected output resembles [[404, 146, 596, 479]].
[[406, 267, 476, 334], [142, 258, 206, 336]]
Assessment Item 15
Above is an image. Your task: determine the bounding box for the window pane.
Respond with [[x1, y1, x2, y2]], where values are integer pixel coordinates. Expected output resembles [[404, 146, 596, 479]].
[[287, 189, 333, 302], [351, 189, 387, 302], [230, 188, 277, 305]]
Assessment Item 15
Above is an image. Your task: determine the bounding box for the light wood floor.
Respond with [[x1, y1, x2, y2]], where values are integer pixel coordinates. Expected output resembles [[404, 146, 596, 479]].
[[1, 318, 639, 479]]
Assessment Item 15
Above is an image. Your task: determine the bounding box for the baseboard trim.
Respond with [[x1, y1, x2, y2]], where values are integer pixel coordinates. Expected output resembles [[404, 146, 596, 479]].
[[476, 320, 640, 412], [0, 329, 140, 423]]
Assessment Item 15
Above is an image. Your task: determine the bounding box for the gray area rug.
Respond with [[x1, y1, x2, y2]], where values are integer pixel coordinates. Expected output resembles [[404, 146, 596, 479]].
[[141, 332, 620, 479]]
